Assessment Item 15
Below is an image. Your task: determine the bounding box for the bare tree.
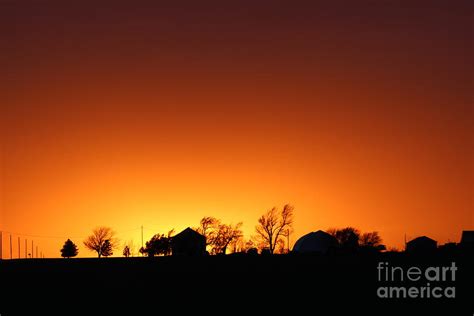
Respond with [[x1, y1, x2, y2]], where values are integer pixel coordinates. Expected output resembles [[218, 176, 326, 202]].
[[210, 223, 243, 255], [255, 204, 294, 254], [84, 227, 118, 258], [276, 238, 286, 254], [196, 216, 220, 249], [360, 231, 382, 247]]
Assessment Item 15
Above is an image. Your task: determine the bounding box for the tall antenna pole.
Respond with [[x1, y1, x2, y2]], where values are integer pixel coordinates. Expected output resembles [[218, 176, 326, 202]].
[[18, 237, 20, 259], [25, 239, 27, 258], [10, 234, 12, 259], [31, 240, 33, 258], [141, 225, 144, 253]]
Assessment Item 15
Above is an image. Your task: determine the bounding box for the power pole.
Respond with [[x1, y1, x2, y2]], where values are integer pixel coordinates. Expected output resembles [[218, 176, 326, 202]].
[[18, 237, 20, 259], [10, 234, 12, 259], [0, 231, 2, 259], [25, 239, 27, 258], [141, 225, 144, 255], [287, 229, 290, 253], [31, 240, 33, 258]]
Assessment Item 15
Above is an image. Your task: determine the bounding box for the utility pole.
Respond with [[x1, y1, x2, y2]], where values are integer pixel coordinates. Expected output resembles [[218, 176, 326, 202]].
[[25, 239, 27, 258], [10, 234, 12, 259], [0, 231, 3, 260], [287, 229, 290, 253], [18, 237, 20, 259], [141, 225, 144, 255], [31, 240, 33, 258]]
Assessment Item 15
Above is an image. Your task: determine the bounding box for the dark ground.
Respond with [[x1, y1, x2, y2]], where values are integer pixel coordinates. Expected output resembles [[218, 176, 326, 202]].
[[1, 252, 472, 314]]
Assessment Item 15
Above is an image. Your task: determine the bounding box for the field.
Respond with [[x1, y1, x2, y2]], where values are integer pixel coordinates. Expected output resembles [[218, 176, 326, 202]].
[[1, 252, 472, 314]]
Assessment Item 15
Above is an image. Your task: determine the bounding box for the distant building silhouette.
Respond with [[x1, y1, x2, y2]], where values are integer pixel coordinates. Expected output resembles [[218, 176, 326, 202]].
[[406, 236, 437, 253], [171, 227, 206, 256], [438, 242, 457, 254], [459, 230, 474, 252], [293, 230, 338, 254]]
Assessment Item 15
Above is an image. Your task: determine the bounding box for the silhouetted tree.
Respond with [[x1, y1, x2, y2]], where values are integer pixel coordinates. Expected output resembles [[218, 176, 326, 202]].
[[123, 245, 131, 257], [255, 204, 294, 254], [123, 240, 136, 257], [360, 231, 382, 247], [210, 223, 243, 254], [84, 227, 118, 258], [140, 231, 173, 257], [101, 240, 113, 257], [327, 227, 360, 249], [196, 216, 220, 249], [60, 239, 78, 258]]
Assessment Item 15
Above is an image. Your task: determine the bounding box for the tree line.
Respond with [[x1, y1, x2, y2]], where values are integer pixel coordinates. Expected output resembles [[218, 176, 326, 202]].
[[60, 204, 383, 258]]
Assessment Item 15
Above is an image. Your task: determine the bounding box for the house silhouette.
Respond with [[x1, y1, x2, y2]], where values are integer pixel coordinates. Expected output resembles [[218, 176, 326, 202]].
[[460, 230, 474, 252], [406, 236, 437, 253], [171, 227, 206, 256]]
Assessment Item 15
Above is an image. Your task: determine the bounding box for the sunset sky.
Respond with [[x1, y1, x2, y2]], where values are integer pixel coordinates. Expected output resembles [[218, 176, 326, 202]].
[[1, 1, 472, 258]]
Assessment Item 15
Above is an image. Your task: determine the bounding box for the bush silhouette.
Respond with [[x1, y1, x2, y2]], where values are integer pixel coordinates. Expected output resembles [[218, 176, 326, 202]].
[[123, 245, 131, 257]]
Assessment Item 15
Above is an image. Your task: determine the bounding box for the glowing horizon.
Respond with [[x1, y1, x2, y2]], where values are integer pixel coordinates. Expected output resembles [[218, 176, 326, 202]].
[[1, 1, 472, 258]]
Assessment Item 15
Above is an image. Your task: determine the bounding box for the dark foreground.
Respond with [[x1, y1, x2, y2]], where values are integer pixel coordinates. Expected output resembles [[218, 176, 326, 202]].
[[1, 252, 472, 314]]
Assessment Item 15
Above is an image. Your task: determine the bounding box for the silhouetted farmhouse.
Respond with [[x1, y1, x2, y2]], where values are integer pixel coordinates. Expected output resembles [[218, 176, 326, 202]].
[[406, 236, 437, 253], [460, 230, 474, 252], [171, 227, 206, 256], [293, 230, 338, 254]]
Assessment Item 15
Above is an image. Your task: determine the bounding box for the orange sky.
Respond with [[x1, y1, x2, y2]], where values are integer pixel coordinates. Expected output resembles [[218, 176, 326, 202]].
[[1, 1, 473, 258]]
